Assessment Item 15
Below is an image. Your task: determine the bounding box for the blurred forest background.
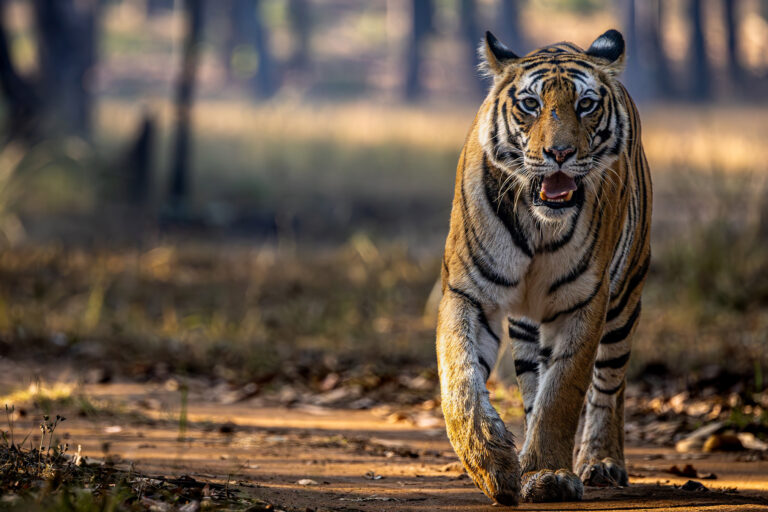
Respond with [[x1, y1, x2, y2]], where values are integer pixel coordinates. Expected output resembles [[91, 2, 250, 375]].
[[0, 0, 766, 397]]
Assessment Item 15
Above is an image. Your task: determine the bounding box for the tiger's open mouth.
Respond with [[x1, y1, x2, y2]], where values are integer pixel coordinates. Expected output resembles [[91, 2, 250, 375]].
[[532, 171, 583, 209]]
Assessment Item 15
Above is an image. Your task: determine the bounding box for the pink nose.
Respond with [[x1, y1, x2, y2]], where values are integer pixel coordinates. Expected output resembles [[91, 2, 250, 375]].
[[544, 146, 576, 164]]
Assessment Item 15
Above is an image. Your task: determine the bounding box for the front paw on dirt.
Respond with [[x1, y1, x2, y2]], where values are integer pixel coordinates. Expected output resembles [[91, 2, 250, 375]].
[[520, 469, 583, 502], [578, 457, 628, 487], [467, 466, 520, 506]]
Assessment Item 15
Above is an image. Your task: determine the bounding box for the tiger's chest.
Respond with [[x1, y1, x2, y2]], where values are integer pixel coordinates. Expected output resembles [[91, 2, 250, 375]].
[[502, 205, 607, 322], [507, 251, 602, 323]]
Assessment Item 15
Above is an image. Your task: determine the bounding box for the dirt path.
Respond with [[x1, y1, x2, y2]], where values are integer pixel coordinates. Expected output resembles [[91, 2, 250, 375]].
[[5, 374, 763, 512]]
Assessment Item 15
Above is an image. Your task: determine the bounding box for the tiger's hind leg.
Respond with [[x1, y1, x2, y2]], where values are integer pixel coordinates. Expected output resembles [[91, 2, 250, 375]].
[[575, 300, 641, 488]]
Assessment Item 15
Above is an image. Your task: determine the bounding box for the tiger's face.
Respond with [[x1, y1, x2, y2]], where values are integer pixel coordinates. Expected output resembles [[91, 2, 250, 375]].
[[480, 30, 628, 223]]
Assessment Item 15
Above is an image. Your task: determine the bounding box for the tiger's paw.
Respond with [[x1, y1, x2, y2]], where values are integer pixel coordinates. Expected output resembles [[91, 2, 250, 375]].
[[464, 455, 521, 506], [520, 469, 583, 503], [444, 410, 521, 505], [578, 457, 628, 487]]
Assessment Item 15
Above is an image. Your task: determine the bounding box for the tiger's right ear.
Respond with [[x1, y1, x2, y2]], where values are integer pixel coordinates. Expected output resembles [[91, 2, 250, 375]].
[[481, 31, 519, 76]]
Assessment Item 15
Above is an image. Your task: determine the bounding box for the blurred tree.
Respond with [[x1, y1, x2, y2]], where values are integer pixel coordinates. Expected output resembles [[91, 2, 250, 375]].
[[404, 0, 433, 100], [623, 0, 656, 101], [288, 0, 311, 72], [125, 112, 155, 208], [646, 0, 674, 98], [460, 0, 486, 96], [168, 0, 204, 210], [545, 0, 602, 13], [723, 0, 744, 84], [497, 0, 526, 55], [32, 0, 101, 137], [687, 0, 711, 100], [621, 0, 642, 98], [0, 0, 39, 141], [147, 0, 174, 15], [228, 0, 277, 98]]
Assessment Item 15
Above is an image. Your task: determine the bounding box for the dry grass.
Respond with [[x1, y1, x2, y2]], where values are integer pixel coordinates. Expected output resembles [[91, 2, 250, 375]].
[[0, 382, 76, 410], [0, 406, 259, 511], [643, 105, 768, 174], [0, 239, 438, 383]]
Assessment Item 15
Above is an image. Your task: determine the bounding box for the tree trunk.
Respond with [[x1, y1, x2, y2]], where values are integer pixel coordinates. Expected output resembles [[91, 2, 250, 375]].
[[688, 0, 711, 101], [288, 0, 310, 72], [647, 0, 674, 98], [147, 0, 174, 15], [0, 0, 39, 141], [126, 113, 155, 207], [404, 0, 432, 100], [222, 0, 239, 81], [723, 0, 744, 84], [624, 0, 657, 100], [168, 0, 204, 208], [460, 0, 485, 96], [229, 0, 276, 98], [32, 0, 100, 138], [251, 0, 276, 98], [497, 0, 525, 54], [622, 0, 642, 98]]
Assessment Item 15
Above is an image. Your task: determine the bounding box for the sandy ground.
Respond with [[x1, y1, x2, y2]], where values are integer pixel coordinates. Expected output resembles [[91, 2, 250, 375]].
[[3, 363, 768, 512], [6, 384, 768, 511]]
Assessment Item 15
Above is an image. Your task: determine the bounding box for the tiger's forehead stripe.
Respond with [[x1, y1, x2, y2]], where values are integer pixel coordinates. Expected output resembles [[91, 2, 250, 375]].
[[510, 61, 601, 98]]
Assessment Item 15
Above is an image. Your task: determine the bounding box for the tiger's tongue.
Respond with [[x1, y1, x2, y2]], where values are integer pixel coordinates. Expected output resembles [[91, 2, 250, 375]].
[[541, 172, 577, 199]]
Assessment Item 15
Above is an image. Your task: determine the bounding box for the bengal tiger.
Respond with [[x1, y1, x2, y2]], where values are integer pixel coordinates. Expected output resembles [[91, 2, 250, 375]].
[[436, 29, 651, 504]]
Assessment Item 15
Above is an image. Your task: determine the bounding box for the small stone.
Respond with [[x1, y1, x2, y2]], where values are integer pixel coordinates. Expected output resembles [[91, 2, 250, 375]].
[[737, 432, 768, 451], [386, 412, 409, 423], [675, 422, 725, 453], [218, 421, 237, 434], [178, 501, 200, 512], [667, 464, 697, 478], [703, 433, 744, 453], [438, 462, 463, 472], [681, 480, 708, 492], [296, 479, 318, 486]]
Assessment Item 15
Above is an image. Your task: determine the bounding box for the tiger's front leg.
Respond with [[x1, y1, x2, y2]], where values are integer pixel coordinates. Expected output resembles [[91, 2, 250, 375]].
[[519, 294, 607, 503], [437, 289, 521, 506]]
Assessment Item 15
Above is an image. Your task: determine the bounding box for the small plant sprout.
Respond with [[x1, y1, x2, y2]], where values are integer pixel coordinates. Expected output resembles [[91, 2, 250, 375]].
[[4, 404, 14, 447], [177, 380, 188, 442]]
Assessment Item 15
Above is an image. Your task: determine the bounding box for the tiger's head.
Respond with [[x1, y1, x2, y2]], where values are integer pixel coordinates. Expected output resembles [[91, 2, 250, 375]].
[[479, 29, 629, 223]]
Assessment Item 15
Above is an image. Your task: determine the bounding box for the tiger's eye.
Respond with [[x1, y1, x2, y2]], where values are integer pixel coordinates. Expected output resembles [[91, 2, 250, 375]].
[[522, 97, 539, 111], [579, 98, 595, 111]]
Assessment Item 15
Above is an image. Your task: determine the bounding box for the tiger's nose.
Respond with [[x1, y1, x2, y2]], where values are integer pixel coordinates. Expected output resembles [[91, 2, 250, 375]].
[[543, 145, 576, 165]]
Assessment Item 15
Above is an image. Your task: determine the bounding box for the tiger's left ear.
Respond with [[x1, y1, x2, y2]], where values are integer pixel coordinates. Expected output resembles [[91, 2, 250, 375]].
[[586, 29, 625, 76]]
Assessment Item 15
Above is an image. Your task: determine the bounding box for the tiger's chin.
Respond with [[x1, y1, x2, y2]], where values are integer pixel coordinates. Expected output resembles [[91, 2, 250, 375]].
[[530, 174, 585, 223]]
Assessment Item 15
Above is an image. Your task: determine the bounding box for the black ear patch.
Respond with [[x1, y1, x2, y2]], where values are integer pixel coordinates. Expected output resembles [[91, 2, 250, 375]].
[[486, 31, 519, 63], [586, 29, 624, 63]]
